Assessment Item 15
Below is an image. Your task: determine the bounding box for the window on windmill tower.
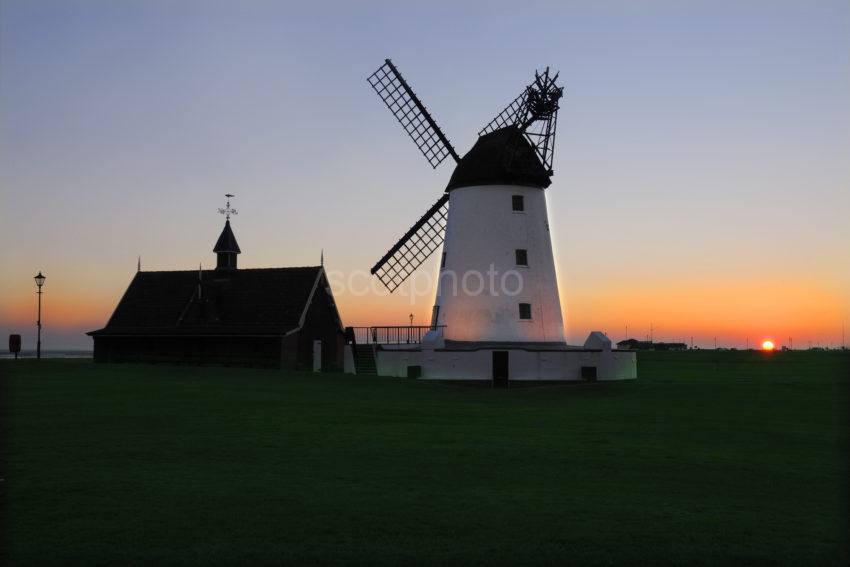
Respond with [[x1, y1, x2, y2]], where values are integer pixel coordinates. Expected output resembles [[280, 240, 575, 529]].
[[515, 249, 528, 266], [518, 303, 532, 320], [441, 252, 446, 268], [512, 195, 524, 212]]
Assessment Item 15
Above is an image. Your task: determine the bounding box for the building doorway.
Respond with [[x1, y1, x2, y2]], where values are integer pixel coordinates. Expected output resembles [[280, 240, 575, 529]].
[[492, 351, 509, 387]]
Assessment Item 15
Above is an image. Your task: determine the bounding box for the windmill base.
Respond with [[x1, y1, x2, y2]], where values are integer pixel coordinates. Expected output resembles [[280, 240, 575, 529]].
[[366, 342, 636, 382]]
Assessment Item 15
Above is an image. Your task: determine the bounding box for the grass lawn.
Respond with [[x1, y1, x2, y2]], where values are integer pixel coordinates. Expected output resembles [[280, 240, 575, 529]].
[[1, 351, 848, 566]]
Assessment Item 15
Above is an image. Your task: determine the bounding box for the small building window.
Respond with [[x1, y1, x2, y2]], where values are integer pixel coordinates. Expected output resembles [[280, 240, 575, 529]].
[[518, 303, 532, 320], [515, 249, 528, 266], [441, 252, 446, 268], [512, 195, 524, 212]]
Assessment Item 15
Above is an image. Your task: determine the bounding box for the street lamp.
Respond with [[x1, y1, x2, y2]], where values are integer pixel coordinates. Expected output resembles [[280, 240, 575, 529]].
[[34, 271, 45, 360]]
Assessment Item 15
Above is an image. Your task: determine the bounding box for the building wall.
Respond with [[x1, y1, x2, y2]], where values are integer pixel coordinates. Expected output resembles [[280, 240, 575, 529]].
[[91, 280, 345, 371], [93, 336, 284, 367], [375, 348, 636, 381], [280, 334, 299, 369], [294, 285, 345, 372], [434, 185, 566, 343]]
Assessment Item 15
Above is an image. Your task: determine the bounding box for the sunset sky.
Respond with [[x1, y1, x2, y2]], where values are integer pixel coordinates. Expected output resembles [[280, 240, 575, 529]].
[[1, 0, 848, 350]]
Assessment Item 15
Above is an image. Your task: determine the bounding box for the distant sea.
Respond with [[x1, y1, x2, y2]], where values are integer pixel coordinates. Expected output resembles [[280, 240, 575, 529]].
[[1, 350, 93, 360]]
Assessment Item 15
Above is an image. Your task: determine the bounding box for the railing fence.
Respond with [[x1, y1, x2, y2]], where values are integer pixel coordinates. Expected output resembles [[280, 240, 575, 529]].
[[346, 326, 445, 345]]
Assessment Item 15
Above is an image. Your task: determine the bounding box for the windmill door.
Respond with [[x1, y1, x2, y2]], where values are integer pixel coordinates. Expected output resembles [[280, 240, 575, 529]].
[[492, 351, 509, 387], [312, 340, 322, 373]]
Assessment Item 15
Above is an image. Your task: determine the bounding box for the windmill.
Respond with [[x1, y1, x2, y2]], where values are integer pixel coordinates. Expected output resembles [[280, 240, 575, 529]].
[[368, 59, 566, 343]]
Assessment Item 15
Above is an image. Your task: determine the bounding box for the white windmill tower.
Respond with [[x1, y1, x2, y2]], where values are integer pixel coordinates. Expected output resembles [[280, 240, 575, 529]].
[[368, 60, 566, 345]]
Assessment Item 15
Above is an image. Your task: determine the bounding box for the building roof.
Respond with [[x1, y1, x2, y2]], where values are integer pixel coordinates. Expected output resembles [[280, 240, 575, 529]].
[[88, 266, 338, 337], [616, 339, 689, 350], [445, 126, 551, 191], [213, 220, 241, 254], [584, 331, 612, 350]]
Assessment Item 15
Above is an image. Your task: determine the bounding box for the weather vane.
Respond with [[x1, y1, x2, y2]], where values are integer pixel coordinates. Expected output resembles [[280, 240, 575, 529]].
[[218, 194, 238, 221]]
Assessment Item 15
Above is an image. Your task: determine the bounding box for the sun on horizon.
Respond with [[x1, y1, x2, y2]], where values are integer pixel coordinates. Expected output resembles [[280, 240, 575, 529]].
[[761, 340, 775, 351]]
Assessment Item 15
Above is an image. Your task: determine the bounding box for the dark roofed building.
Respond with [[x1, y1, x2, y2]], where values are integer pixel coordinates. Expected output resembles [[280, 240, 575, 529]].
[[616, 339, 653, 350], [88, 217, 345, 369], [616, 339, 689, 351], [655, 342, 688, 351]]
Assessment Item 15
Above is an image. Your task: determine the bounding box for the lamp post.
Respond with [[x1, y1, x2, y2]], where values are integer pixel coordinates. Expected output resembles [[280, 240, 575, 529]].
[[34, 271, 45, 360]]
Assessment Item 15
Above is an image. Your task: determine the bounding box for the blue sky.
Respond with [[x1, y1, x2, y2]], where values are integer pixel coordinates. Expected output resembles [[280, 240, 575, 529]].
[[1, 0, 848, 349]]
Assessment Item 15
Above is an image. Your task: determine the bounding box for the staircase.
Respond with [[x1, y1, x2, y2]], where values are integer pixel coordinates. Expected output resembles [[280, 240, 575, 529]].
[[354, 344, 378, 375]]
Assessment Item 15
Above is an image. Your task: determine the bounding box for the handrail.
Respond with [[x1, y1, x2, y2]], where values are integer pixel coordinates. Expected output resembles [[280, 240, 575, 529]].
[[346, 326, 445, 345]]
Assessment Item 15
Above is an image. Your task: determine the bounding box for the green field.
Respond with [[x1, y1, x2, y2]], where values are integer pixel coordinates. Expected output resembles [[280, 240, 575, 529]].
[[2, 352, 848, 566]]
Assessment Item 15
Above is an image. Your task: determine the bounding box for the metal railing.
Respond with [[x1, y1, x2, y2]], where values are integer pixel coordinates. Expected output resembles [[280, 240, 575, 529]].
[[346, 326, 445, 345]]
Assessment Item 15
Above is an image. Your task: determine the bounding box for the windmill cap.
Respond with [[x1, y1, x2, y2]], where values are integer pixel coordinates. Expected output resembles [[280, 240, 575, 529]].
[[445, 126, 551, 192]]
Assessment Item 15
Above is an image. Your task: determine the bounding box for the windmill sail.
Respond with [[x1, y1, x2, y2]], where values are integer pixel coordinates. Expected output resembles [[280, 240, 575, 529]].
[[368, 59, 460, 168], [479, 68, 563, 174], [371, 194, 450, 292]]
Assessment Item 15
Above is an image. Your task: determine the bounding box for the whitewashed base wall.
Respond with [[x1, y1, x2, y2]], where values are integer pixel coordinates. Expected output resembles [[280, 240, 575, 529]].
[[375, 348, 636, 381]]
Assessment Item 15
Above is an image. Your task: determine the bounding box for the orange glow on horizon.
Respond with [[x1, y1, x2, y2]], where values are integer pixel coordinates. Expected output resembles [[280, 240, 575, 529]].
[[761, 340, 775, 351], [1, 292, 113, 331], [562, 276, 846, 344], [1, 271, 847, 349]]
